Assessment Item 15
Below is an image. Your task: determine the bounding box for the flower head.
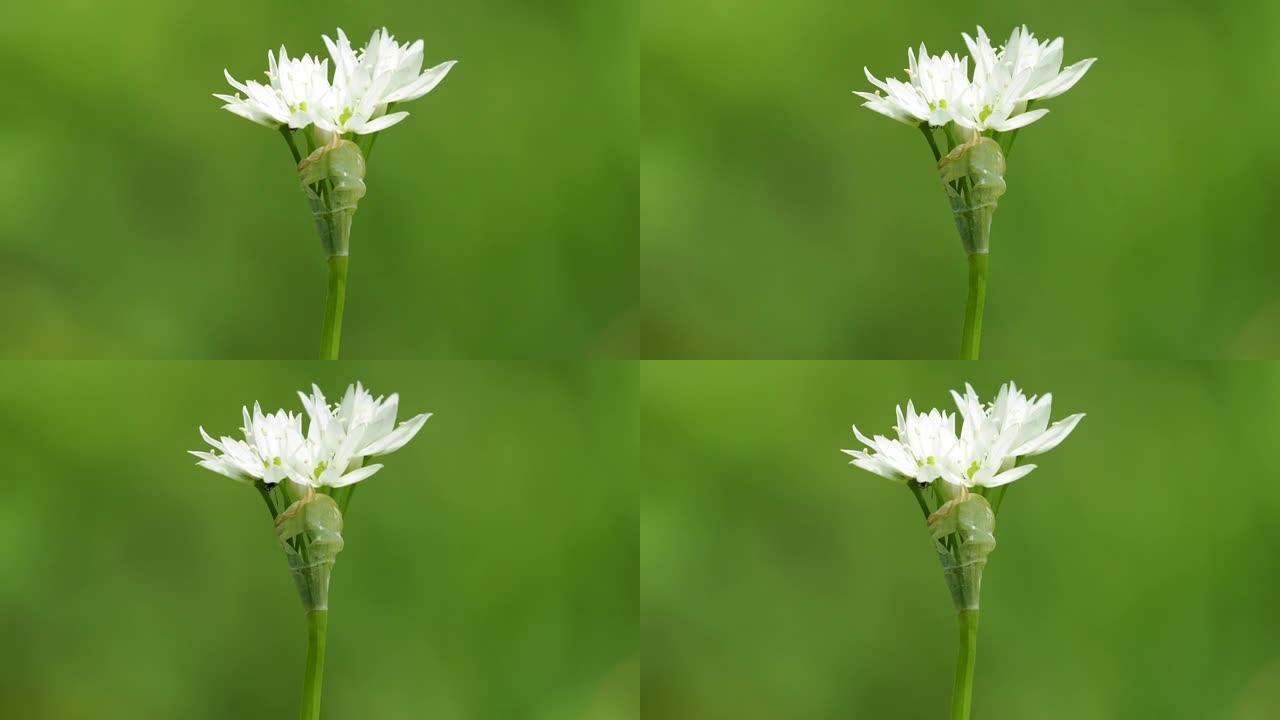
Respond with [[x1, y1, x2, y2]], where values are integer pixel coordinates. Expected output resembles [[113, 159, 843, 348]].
[[191, 404, 308, 485], [855, 25, 1094, 134], [856, 45, 971, 127], [294, 382, 432, 487], [843, 382, 1083, 489], [216, 48, 331, 130], [192, 382, 431, 489], [215, 27, 455, 135]]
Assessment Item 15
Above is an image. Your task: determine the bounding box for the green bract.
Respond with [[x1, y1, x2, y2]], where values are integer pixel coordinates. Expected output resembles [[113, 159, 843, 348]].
[[938, 136, 1007, 256], [928, 492, 996, 611], [276, 492, 346, 612], [299, 138, 368, 257]]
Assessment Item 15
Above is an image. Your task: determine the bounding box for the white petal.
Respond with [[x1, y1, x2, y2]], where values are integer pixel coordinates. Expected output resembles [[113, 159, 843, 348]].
[[351, 110, 410, 135], [1025, 58, 1096, 100], [992, 107, 1049, 131], [329, 463, 384, 488], [360, 413, 431, 456], [1012, 413, 1084, 456], [982, 464, 1037, 488], [385, 60, 456, 103]]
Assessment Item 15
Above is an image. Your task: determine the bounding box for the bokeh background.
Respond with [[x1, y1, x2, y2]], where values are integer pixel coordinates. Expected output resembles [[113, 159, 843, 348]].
[[0, 0, 637, 358], [0, 362, 637, 719], [643, 362, 1280, 718], [642, 3, 1280, 358]]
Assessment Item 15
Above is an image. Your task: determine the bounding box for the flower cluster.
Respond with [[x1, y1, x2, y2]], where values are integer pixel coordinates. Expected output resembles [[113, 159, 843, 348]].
[[215, 28, 455, 136], [842, 382, 1083, 488], [855, 25, 1095, 133], [192, 382, 431, 489]]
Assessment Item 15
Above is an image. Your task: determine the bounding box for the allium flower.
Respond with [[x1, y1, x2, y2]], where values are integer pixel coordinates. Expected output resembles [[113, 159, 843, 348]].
[[845, 402, 966, 485], [854, 24, 1093, 134], [191, 382, 430, 489], [216, 48, 332, 130], [294, 382, 432, 487], [964, 25, 1096, 105], [856, 46, 971, 127], [192, 404, 308, 485], [213, 28, 457, 359], [843, 382, 1082, 489], [842, 381, 1084, 717], [852, 25, 1095, 359], [320, 27, 456, 134], [950, 382, 1085, 462], [215, 27, 455, 135]]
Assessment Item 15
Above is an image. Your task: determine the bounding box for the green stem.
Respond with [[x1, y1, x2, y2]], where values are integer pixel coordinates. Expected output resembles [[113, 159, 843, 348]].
[[909, 482, 931, 520], [960, 253, 988, 360], [950, 609, 979, 720], [280, 127, 303, 165], [256, 482, 278, 519], [300, 610, 328, 720], [919, 123, 942, 163], [988, 485, 1009, 516], [320, 255, 348, 360]]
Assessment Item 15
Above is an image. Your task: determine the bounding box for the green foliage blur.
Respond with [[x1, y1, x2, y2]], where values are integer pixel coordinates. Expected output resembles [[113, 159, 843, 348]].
[[0, 0, 637, 359], [0, 362, 637, 719], [642, 362, 1280, 718], [642, 3, 1280, 358]]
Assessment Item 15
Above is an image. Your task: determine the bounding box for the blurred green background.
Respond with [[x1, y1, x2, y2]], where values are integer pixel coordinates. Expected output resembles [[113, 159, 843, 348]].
[[641, 3, 1280, 358], [642, 362, 1280, 718], [0, 362, 637, 719], [0, 0, 637, 358]]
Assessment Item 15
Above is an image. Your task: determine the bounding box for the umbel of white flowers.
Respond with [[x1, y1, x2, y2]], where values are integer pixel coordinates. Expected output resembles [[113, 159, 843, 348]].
[[191, 382, 431, 611], [215, 28, 455, 256], [855, 25, 1095, 255], [842, 381, 1083, 610]]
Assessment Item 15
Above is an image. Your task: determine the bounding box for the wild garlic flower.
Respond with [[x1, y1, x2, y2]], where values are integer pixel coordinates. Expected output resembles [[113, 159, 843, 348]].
[[295, 382, 432, 487], [856, 46, 971, 127], [843, 382, 1082, 489], [950, 382, 1085, 462], [215, 27, 455, 136], [320, 28, 456, 134], [964, 26, 1096, 106], [191, 382, 430, 489], [855, 24, 1094, 135], [193, 404, 308, 485], [216, 49, 331, 130]]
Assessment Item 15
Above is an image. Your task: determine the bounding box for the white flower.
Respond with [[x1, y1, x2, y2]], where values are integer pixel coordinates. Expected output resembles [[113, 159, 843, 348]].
[[843, 402, 971, 485], [192, 383, 431, 489], [215, 47, 332, 130], [191, 404, 309, 485], [844, 382, 1082, 489], [856, 25, 1094, 133], [953, 25, 1095, 132], [215, 28, 455, 136], [294, 382, 432, 487], [317, 27, 456, 135], [964, 25, 1095, 104], [951, 381, 1085, 461], [856, 45, 971, 127]]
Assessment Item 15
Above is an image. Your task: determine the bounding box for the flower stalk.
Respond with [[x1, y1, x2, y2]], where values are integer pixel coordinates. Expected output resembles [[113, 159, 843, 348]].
[[951, 609, 979, 720], [321, 256, 349, 360], [301, 610, 329, 720], [960, 253, 987, 359]]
